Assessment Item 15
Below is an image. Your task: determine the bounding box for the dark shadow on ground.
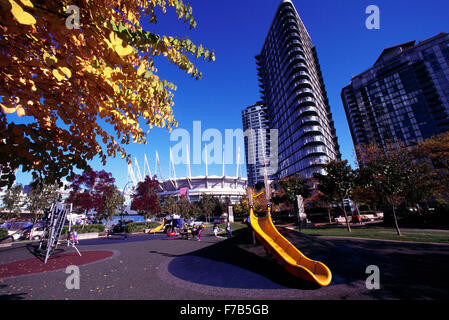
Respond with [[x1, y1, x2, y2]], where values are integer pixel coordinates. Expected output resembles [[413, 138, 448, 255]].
[[149, 250, 180, 258], [24, 243, 65, 264], [165, 227, 321, 290], [0, 284, 27, 300]]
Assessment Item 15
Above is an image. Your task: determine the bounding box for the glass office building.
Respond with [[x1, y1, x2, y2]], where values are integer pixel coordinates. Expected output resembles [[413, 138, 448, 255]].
[[256, 0, 340, 179], [342, 32, 449, 150]]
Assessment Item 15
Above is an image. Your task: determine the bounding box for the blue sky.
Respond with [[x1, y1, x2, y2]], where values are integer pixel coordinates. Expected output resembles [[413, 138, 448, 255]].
[[13, 0, 449, 190]]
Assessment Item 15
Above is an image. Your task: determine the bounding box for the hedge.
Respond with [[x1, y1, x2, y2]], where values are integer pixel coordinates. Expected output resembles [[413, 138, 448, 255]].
[[62, 224, 105, 235], [125, 222, 160, 233], [0, 227, 8, 239]]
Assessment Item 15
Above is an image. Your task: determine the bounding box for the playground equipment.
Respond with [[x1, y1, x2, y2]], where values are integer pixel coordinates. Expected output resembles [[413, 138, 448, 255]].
[[164, 217, 184, 234], [148, 218, 165, 234], [179, 224, 204, 240], [39, 203, 81, 264], [247, 164, 332, 286]]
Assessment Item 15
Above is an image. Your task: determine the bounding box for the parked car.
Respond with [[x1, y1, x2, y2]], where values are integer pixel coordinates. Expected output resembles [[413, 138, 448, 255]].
[[27, 226, 46, 240], [7, 229, 22, 241], [187, 219, 204, 227]]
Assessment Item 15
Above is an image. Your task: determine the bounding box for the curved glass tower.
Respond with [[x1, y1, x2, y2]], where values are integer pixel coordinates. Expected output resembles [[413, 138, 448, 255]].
[[256, 0, 340, 179]]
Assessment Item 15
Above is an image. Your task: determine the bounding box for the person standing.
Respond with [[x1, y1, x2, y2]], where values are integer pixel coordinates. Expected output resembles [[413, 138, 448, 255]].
[[197, 226, 203, 241], [226, 222, 232, 238], [213, 223, 218, 237], [71, 229, 79, 245]]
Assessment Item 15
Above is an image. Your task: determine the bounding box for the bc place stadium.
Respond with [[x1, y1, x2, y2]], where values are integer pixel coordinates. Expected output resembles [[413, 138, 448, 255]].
[[126, 148, 248, 205]]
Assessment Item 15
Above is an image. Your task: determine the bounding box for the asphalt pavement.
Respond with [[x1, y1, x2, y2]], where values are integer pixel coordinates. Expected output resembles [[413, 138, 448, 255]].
[[0, 227, 448, 300]]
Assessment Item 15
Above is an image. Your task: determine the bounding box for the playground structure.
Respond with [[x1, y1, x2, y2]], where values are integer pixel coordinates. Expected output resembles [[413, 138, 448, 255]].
[[163, 217, 205, 240], [247, 165, 332, 286], [148, 218, 165, 234], [38, 203, 81, 264]]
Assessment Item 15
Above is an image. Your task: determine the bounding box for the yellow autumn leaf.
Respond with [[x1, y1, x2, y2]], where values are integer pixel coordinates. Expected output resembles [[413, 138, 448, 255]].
[[16, 105, 26, 117], [52, 69, 65, 81], [103, 67, 113, 78], [108, 31, 134, 57], [9, 0, 36, 26], [59, 67, 72, 78], [0, 103, 15, 113], [19, 0, 33, 8], [127, 10, 136, 24], [137, 63, 145, 76], [43, 52, 58, 66], [116, 44, 134, 57]]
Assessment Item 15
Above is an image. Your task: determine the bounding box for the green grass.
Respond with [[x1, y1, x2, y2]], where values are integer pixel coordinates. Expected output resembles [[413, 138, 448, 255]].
[[301, 227, 449, 244], [208, 222, 248, 236]]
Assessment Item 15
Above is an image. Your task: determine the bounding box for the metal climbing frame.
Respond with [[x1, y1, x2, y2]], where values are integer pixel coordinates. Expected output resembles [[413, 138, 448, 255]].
[[39, 202, 81, 264]]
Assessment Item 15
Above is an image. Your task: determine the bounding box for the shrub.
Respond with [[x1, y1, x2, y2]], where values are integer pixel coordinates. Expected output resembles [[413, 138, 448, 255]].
[[0, 227, 8, 239], [62, 224, 105, 235], [125, 222, 160, 233]]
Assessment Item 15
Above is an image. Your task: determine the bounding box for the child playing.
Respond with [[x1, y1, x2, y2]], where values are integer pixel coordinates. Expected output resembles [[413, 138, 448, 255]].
[[226, 222, 232, 238], [71, 229, 79, 245], [197, 226, 203, 241], [213, 223, 218, 237]]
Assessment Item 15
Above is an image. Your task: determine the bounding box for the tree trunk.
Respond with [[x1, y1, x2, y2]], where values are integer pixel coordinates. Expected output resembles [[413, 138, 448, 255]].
[[391, 204, 402, 236], [82, 209, 87, 231], [341, 200, 352, 233], [327, 206, 332, 223]]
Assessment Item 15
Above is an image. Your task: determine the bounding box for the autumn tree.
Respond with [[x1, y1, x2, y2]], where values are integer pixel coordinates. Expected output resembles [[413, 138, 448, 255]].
[[413, 131, 449, 204], [234, 194, 250, 217], [308, 187, 334, 224], [131, 175, 161, 221], [66, 169, 115, 215], [0, 0, 215, 188], [246, 187, 264, 214], [313, 160, 356, 232], [356, 143, 432, 236]]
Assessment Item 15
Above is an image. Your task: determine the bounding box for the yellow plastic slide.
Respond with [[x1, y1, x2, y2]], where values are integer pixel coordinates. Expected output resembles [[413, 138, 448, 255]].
[[149, 218, 165, 234], [249, 209, 332, 286]]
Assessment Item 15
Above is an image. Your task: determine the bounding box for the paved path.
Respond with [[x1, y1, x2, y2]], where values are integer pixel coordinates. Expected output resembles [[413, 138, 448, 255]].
[[0, 228, 448, 300]]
